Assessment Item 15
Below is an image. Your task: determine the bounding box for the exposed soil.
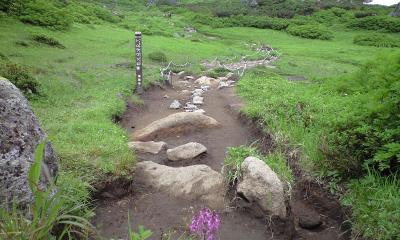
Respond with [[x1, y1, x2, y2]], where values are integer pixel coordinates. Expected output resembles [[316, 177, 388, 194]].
[[93, 74, 351, 240]]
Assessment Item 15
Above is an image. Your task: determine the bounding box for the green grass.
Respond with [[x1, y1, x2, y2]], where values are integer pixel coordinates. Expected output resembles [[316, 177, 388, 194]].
[[342, 171, 400, 240]]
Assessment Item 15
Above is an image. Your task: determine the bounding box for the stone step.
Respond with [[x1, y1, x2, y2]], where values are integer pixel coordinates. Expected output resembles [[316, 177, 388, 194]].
[[131, 112, 220, 141], [167, 142, 207, 161]]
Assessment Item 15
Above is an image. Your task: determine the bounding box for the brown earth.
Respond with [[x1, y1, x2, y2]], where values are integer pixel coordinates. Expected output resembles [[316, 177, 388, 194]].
[[92, 75, 350, 240]]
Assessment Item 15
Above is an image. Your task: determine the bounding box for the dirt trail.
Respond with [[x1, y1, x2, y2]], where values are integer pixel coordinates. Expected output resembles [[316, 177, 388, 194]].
[[93, 74, 350, 240]]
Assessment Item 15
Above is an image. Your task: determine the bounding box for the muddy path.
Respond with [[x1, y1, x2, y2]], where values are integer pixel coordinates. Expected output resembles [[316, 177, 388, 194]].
[[93, 73, 350, 240]]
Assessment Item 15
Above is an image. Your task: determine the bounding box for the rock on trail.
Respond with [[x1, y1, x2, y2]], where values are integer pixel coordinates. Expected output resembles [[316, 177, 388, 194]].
[[167, 142, 207, 161], [237, 156, 286, 218], [131, 112, 220, 141], [0, 78, 58, 210], [135, 161, 225, 209], [128, 141, 167, 154]]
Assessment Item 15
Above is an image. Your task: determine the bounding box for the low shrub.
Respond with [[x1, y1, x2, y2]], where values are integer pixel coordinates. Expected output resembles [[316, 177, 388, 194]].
[[354, 11, 375, 18], [349, 15, 400, 33], [353, 33, 399, 48], [0, 61, 40, 95], [18, 0, 72, 30], [323, 55, 400, 175], [148, 51, 168, 63], [286, 24, 333, 40], [32, 34, 65, 48]]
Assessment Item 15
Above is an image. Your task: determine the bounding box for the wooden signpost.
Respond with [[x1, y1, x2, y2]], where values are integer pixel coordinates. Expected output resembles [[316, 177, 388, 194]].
[[135, 32, 143, 94]]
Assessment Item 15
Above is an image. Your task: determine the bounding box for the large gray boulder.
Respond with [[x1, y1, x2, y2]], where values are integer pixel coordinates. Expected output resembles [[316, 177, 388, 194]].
[[0, 78, 58, 209], [167, 142, 207, 161], [135, 161, 225, 208], [132, 112, 220, 141], [237, 157, 286, 218]]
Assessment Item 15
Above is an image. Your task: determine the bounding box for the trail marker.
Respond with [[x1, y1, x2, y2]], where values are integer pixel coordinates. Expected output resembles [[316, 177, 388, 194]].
[[135, 32, 143, 94]]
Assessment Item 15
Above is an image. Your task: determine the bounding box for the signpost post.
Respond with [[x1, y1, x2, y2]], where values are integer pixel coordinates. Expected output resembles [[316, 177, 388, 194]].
[[135, 32, 143, 94]]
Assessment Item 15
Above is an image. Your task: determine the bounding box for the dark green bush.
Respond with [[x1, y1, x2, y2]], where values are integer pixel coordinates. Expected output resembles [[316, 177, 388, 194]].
[[354, 11, 375, 18], [286, 24, 334, 40], [353, 33, 399, 48], [32, 34, 65, 48], [323, 55, 400, 175], [19, 0, 72, 30], [148, 51, 168, 63], [349, 16, 400, 33], [0, 62, 40, 95]]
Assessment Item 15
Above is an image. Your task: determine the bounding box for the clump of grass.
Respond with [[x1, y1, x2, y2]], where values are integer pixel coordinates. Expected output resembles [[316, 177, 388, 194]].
[[342, 170, 400, 240], [148, 51, 168, 63], [32, 34, 65, 49], [0, 61, 40, 95], [353, 33, 399, 48], [224, 145, 293, 185]]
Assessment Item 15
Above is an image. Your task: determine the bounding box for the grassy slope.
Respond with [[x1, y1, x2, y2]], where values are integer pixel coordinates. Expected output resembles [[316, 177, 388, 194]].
[[0, 14, 254, 183]]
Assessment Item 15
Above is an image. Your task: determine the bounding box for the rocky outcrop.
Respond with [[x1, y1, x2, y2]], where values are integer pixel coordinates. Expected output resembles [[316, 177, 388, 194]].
[[0, 78, 58, 209], [132, 112, 220, 141], [237, 157, 286, 218], [135, 161, 225, 208], [128, 141, 167, 154], [167, 142, 207, 161]]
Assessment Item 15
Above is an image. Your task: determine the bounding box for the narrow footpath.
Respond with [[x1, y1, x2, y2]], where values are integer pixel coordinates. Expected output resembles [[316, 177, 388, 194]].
[[93, 69, 350, 240]]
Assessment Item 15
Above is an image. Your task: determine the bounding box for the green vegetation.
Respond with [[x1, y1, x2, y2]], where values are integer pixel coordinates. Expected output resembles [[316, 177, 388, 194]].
[[0, 61, 40, 95], [353, 33, 400, 48], [148, 51, 168, 63], [286, 24, 333, 40], [1, 0, 399, 239], [32, 34, 65, 48], [224, 146, 293, 185], [342, 171, 400, 239], [0, 142, 92, 239]]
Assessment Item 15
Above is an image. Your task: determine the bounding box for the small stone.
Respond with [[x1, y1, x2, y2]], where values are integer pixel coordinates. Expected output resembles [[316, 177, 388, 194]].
[[226, 72, 234, 79], [217, 77, 228, 82], [195, 76, 217, 86], [169, 100, 181, 109], [218, 81, 230, 89], [177, 71, 185, 76], [201, 85, 210, 91], [192, 89, 204, 97], [184, 103, 198, 112], [298, 211, 322, 230], [167, 142, 207, 161], [185, 76, 194, 80], [194, 109, 206, 114], [164, 95, 169, 99], [193, 96, 204, 105]]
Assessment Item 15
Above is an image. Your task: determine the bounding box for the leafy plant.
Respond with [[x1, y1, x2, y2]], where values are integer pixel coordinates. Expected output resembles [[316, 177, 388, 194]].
[[0, 142, 92, 240], [127, 213, 153, 240]]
